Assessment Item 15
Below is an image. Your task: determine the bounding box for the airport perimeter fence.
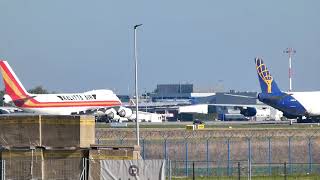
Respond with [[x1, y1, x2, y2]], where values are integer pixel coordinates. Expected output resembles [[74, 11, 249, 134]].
[[166, 160, 320, 179], [1, 158, 320, 179], [0, 158, 89, 180], [3, 132, 320, 179], [96, 129, 320, 178]]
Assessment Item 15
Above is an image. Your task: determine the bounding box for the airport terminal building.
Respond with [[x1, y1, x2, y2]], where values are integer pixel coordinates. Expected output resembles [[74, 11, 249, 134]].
[[130, 84, 282, 122]]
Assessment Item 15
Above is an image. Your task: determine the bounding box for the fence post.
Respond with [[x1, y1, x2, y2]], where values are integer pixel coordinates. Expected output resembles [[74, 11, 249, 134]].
[[83, 158, 87, 180], [1, 160, 5, 180], [85, 158, 88, 180], [85, 158, 87, 180], [185, 141, 188, 177], [238, 162, 240, 180], [308, 137, 312, 173], [169, 160, 172, 180], [268, 137, 272, 175], [1, 160, 2, 180], [3, 160, 5, 180], [247, 138, 252, 180], [80, 158, 84, 180], [164, 138, 167, 160], [227, 138, 230, 176], [206, 139, 209, 177], [216, 158, 220, 176], [192, 161, 195, 180], [142, 138, 145, 159], [1, 160, 3, 180], [284, 162, 287, 180], [288, 137, 292, 174], [81, 158, 84, 180]]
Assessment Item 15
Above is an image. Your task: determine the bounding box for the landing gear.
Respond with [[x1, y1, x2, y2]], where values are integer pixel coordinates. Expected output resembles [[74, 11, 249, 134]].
[[297, 116, 320, 123], [95, 115, 111, 123], [297, 116, 304, 123]]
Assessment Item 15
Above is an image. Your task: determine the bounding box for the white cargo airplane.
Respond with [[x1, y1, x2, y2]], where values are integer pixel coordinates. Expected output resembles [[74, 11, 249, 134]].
[[0, 60, 133, 120]]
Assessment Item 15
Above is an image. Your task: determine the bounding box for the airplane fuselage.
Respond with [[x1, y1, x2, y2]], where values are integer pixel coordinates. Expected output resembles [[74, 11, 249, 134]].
[[0, 60, 126, 117], [19, 90, 121, 115], [291, 91, 320, 116], [258, 91, 320, 118]]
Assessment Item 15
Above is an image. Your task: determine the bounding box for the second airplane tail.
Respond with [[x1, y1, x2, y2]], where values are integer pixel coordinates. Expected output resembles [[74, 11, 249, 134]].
[[255, 57, 281, 94]]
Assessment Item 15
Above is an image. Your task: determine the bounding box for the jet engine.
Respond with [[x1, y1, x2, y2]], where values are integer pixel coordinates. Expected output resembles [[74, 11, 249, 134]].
[[105, 108, 120, 120], [117, 107, 133, 118], [127, 113, 136, 121], [240, 107, 257, 117], [2, 94, 12, 104]]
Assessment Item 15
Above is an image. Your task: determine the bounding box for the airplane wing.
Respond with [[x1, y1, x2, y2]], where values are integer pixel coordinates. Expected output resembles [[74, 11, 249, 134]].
[[207, 103, 267, 108], [206, 103, 270, 117], [223, 94, 257, 99]]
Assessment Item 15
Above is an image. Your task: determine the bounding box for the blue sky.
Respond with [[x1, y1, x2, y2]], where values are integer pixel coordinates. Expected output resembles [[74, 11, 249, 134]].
[[0, 0, 319, 94]]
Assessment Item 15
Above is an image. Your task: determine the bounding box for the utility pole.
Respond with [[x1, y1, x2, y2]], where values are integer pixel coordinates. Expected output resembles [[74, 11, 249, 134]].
[[134, 24, 142, 146], [283, 48, 296, 92]]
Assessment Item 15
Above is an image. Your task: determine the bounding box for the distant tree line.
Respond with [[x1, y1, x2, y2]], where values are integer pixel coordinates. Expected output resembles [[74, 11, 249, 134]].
[[28, 86, 49, 94], [1, 86, 50, 106]]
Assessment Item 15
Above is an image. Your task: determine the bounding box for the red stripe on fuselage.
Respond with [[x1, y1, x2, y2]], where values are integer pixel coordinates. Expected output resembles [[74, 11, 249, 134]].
[[20, 100, 121, 108], [23, 97, 121, 107]]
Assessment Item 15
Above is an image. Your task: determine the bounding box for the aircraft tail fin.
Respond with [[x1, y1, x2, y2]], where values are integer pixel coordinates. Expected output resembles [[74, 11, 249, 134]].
[[255, 57, 281, 94], [0, 60, 30, 101]]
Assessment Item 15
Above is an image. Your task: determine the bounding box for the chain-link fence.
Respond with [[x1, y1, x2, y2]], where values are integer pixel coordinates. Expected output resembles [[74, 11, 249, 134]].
[[1, 158, 320, 179], [96, 129, 320, 178], [167, 160, 320, 179], [0, 158, 88, 180], [1, 128, 320, 179], [97, 132, 320, 164]]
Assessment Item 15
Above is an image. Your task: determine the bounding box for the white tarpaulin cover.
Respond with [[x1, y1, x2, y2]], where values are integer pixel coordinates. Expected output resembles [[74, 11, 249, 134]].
[[93, 160, 165, 180]]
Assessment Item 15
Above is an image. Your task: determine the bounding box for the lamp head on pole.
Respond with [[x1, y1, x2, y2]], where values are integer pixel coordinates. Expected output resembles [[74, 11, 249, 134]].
[[283, 48, 296, 54], [134, 24, 143, 29]]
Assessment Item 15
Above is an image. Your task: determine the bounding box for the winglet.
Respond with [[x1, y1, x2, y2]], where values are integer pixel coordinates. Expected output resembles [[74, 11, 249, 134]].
[[255, 57, 281, 94]]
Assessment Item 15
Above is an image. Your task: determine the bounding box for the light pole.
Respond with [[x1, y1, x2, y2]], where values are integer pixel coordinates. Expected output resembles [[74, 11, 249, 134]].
[[134, 24, 142, 146], [283, 48, 296, 92]]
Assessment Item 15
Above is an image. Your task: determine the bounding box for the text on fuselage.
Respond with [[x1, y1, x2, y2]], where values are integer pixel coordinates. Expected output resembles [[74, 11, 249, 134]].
[[57, 94, 97, 101]]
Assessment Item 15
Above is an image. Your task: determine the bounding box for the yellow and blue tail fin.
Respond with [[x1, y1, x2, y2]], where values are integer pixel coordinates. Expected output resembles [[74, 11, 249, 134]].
[[255, 57, 281, 94]]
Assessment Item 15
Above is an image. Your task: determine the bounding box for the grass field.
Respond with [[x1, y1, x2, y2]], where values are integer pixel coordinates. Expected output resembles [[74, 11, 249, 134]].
[[96, 122, 320, 141], [96, 121, 320, 129]]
